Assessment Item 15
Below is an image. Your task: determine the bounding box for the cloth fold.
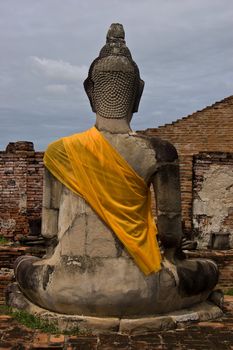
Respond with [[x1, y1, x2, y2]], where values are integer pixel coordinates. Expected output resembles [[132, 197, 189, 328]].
[[44, 126, 161, 275]]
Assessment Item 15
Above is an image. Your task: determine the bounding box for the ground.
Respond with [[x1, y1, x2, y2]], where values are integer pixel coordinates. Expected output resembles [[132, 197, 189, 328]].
[[0, 296, 233, 349]]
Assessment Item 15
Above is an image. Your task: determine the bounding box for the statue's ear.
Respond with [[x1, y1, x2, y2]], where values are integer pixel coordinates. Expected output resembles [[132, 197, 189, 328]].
[[132, 79, 144, 113], [83, 77, 96, 113]]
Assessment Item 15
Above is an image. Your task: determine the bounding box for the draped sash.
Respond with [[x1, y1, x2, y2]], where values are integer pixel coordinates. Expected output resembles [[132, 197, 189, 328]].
[[44, 126, 161, 275]]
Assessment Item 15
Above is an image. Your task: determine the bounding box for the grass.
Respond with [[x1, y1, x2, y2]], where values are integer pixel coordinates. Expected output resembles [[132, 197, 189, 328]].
[[0, 305, 59, 333], [12, 309, 60, 333], [225, 288, 233, 296], [0, 236, 10, 244], [0, 305, 88, 335], [0, 305, 10, 315]]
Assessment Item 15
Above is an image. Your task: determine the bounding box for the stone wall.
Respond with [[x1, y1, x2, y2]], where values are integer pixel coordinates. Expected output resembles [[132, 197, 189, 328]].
[[193, 152, 233, 249], [142, 96, 233, 236], [0, 142, 44, 241]]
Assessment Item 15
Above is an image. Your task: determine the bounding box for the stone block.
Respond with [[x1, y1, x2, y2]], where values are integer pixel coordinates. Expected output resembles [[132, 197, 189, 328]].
[[157, 213, 182, 247], [57, 188, 81, 239], [43, 168, 51, 208], [43, 168, 62, 210], [86, 212, 118, 257], [51, 178, 62, 209], [191, 301, 223, 321], [119, 316, 176, 335], [171, 311, 199, 322], [42, 207, 58, 238], [153, 164, 181, 213], [61, 215, 86, 256], [73, 315, 120, 334]]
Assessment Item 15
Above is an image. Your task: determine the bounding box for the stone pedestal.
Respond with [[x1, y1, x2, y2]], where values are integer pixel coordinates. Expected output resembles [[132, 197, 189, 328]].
[[7, 283, 223, 335]]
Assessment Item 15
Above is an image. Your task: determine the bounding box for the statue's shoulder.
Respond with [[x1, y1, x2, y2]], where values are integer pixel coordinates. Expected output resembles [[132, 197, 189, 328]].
[[45, 138, 63, 153], [135, 133, 178, 162], [45, 132, 77, 156]]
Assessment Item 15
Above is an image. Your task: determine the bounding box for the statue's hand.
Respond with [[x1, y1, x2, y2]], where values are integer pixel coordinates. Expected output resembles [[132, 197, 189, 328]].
[[181, 237, 197, 250]]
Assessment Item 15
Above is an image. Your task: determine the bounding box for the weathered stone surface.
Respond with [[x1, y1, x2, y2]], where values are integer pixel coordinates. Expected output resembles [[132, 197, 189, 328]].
[[119, 316, 176, 335], [57, 187, 87, 240], [6, 284, 223, 335], [153, 163, 181, 213], [171, 311, 199, 322], [168, 301, 223, 323], [46, 313, 120, 334], [63, 315, 119, 334], [51, 176, 62, 209], [60, 215, 87, 256], [191, 301, 223, 321], [102, 132, 156, 182], [193, 155, 233, 249], [86, 211, 118, 257], [41, 207, 58, 238], [42, 168, 51, 208]]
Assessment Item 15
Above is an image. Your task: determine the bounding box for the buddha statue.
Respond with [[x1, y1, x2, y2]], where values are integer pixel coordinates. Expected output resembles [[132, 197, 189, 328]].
[[12, 24, 219, 317]]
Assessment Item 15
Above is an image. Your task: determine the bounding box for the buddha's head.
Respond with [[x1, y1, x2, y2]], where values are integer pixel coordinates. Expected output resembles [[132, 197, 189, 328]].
[[84, 23, 144, 120]]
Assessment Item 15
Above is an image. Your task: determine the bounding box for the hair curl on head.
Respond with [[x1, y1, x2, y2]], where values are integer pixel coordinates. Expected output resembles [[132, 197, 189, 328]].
[[84, 23, 144, 118]]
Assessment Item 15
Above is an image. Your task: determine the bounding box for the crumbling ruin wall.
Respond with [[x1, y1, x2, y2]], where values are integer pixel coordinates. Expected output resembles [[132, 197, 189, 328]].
[[193, 152, 233, 249], [1, 96, 233, 243], [143, 96, 233, 236], [0, 142, 44, 241]]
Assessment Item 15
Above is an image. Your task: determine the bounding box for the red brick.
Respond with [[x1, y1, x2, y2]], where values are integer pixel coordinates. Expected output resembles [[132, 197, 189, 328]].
[[33, 332, 49, 344], [49, 335, 65, 343], [0, 143, 43, 241]]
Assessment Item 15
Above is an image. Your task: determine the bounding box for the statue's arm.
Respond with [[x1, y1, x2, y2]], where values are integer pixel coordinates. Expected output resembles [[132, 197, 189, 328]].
[[41, 168, 62, 238], [151, 138, 182, 259]]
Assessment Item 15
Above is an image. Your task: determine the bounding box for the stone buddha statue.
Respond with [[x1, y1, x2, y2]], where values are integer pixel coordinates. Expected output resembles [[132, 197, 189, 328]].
[[12, 24, 219, 317]]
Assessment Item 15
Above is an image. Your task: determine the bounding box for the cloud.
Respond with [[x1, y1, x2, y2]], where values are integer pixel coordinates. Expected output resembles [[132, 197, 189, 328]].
[[0, 0, 233, 150], [45, 84, 68, 94], [30, 56, 88, 83]]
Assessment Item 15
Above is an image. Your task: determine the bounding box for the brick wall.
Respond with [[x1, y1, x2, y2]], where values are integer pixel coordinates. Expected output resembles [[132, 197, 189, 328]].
[[142, 96, 233, 236], [1, 95, 233, 241], [0, 142, 44, 241]]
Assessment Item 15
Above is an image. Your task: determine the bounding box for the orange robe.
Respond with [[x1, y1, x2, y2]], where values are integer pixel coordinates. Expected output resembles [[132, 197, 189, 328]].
[[44, 126, 161, 275]]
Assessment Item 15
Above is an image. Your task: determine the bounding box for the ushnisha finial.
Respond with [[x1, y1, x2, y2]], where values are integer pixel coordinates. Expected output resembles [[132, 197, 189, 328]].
[[106, 23, 125, 43], [99, 23, 131, 58]]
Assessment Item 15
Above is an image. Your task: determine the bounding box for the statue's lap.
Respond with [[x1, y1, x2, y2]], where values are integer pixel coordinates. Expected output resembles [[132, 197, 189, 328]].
[[15, 187, 217, 316]]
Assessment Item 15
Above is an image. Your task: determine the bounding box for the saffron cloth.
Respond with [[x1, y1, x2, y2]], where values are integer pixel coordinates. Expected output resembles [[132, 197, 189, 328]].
[[43, 126, 161, 275]]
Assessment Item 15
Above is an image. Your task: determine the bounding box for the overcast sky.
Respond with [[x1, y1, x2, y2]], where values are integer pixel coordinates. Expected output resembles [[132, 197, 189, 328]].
[[1, 0, 233, 150]]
